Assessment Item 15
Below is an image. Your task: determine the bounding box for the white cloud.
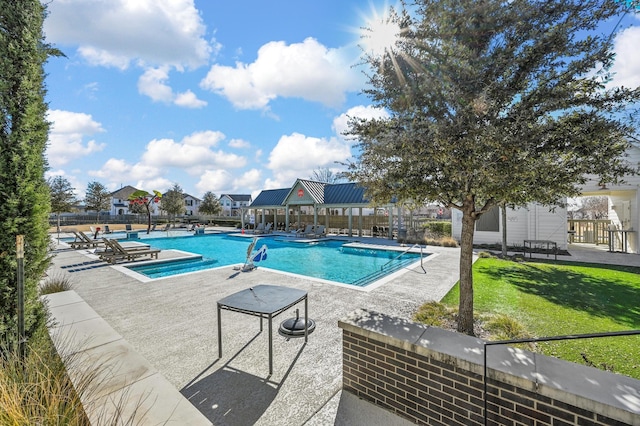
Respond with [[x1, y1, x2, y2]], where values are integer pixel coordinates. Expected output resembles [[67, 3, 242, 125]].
[[610, 26, 640, 89], [44, 0, 212, 69], [332, 105, 390, 141], [138, 67, 174, 103], [47, 110, 106, 167], [174, 90, 208, 108], [141, 131, 245, 173], [196, 168, 262, 195], [229, 138, 250, 149], [266, 132, 352, 187], [200, 37, 361, 110], [138, 67, 208, 107]]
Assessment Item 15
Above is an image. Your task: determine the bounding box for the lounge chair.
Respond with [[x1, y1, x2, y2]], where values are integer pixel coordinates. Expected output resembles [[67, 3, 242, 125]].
[[125, 224, 133, 231], [255, 223, 272, 235], [162, 224, 170, 231], [253, 223, 265, 234], [313, 225, 326, 238], [297, 225, 314, 237], [69, 231, 103, 249], [103, 225, 112, 234], [150, 224, 157, 232], [99, 238, 160, 264]]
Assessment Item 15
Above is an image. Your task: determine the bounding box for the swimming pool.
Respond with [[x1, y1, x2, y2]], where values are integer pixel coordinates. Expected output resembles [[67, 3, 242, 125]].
[[126, 234, 426, 286]]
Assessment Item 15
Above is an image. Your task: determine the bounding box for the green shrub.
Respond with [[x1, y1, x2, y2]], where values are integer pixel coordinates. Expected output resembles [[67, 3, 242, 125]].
[[423, 221, 452, 237]]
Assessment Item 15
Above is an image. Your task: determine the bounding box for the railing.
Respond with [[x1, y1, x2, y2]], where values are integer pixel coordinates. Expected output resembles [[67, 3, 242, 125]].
[[381, 243, 427, 274], [567, 219, 611, 245]]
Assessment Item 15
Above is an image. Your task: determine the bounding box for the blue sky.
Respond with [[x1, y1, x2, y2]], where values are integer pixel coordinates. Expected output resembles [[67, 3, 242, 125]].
[[42, 1, 640, 201]]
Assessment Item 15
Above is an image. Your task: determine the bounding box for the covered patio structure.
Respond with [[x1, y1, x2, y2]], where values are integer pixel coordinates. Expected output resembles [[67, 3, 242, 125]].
[[242, 179, 403, 239]]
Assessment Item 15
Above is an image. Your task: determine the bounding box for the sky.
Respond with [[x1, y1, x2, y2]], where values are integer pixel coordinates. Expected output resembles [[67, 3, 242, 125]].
[[42, 0, 640, 201]]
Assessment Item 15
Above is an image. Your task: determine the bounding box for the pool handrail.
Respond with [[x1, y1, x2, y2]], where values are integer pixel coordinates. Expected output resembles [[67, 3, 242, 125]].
[[381, 244, 426, 274]]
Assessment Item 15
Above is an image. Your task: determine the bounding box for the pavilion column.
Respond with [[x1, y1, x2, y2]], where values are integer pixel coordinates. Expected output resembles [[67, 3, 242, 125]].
[[348, 207, 353, 237], [285, 205, 290, 232], [388, 207, 394, 239], [358, 207, 363, 237], [314, 204, 318, 226], [241, 208, 245, 229]]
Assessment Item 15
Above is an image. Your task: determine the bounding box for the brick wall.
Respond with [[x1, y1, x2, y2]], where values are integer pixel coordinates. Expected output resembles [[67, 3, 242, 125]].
[[339, 309, 640, 426]]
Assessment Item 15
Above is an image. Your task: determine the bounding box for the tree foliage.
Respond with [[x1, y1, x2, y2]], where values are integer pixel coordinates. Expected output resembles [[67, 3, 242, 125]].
[[347, 0, 640, 334], [161, 183, 185, 224], [48, 176, 76, 232], [199, 191, 222, 216], [0, 0, 63, 347], [48, 177, 76, 216], [84, 181, 111, 221], [128, 190, 162, 234]]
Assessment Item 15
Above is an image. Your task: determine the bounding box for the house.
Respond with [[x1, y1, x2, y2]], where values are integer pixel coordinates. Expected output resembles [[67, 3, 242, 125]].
[[219, 194, 252, 216], [109, 185, 161, 216], [183, 193, 201, 216], [451, 143, 640, 254], [109, 185, 139, 216]]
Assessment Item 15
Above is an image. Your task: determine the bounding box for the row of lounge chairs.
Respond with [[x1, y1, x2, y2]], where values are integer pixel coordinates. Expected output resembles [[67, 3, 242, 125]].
[[97, 238, 160, 264], [67, 231, 160, 264], [296, 225, 325, 238]]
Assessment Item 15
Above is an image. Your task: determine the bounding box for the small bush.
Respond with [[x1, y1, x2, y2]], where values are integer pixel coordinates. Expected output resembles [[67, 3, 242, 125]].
[[413, 301, 452, 327], [422, 221, 452, 237], [40, 273, 73, 295], [485, 314, 532, 341], [478, 251, 494, 258]]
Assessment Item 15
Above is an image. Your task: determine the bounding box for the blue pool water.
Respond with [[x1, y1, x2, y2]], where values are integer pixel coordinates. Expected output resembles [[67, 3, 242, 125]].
[[126, 234, 425, 286]]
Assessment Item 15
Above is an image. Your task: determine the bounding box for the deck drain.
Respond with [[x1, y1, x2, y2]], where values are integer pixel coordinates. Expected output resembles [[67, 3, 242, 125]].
[[279, 309, 316, 338]]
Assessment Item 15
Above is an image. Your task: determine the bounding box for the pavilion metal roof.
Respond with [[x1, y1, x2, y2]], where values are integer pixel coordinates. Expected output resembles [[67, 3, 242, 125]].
[[249, 180, 370, 208], [250, 188, 290, 207]]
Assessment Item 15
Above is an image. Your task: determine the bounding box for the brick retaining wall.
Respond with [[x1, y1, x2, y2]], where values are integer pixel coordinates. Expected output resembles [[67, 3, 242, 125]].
[[339, 309, 640, 426]]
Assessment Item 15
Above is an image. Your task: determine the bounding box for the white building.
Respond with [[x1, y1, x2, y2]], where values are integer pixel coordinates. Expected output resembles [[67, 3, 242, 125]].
[[219, 194, 252, 216]]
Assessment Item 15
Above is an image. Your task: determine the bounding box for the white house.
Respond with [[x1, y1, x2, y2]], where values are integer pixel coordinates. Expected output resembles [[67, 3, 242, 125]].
[[219, 194, 252, 216], [109, 185, 161, 216], [183, 193, 201, 216], [452, 203, 569, 251], [451, 143, 640, 254]]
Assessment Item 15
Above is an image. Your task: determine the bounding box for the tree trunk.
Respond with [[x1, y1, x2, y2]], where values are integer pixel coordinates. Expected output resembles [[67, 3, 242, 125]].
[[145, 204, 151, 234], [458, 199, 476, 336], [501, 204, 508, 258]]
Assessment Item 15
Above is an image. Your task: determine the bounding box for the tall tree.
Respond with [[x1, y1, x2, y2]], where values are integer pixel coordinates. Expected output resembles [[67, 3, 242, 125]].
[[347, 0, 639, 334], [48, 176, 76, 232], [0, 0, 63, 346], [84, 181, 111, 223], [199, 191, 222, 217], [128, 190, 162, 234], [161, 183, 185, 226]]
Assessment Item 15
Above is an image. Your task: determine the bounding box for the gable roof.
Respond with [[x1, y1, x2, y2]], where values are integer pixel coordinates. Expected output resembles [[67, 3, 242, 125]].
[[249, 181, 370, 208], [250, 188, 290, 207], [110, 185, 138, 199], [221, 194, 252, 202]]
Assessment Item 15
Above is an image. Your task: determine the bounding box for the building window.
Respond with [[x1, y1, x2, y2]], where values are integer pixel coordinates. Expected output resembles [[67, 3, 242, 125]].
[[476, 206, 499, 232]]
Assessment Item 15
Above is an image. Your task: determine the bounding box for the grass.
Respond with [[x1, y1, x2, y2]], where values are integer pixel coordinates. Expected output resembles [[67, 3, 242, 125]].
[[439, 258, 640, 379]]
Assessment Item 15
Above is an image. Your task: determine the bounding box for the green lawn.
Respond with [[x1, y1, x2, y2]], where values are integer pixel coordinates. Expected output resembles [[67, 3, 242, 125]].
[[441, 258, 640, 379]]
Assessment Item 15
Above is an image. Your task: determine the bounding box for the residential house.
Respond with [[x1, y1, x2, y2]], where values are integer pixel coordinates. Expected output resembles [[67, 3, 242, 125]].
[[109, 185, 161, 216], [219, 194, 252, 216], [183, 193, 201, 216]]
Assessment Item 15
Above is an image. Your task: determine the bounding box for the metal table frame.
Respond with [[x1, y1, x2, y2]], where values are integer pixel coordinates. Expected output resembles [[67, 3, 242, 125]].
[[217, 285, 308, 375]]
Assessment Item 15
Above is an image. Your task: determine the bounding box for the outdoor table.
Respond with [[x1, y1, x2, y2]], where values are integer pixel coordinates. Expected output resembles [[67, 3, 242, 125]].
[[523, 239, 557, 260], [217, 284, 308, 375]]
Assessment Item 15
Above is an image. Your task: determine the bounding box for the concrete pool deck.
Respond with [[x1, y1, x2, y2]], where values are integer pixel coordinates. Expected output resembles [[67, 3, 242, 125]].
[[45, 233, 640, 425]]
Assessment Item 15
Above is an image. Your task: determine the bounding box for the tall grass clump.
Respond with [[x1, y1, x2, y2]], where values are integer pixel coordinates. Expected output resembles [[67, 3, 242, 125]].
[[0, 327, 90, 425], [40, 272, 74, 295]]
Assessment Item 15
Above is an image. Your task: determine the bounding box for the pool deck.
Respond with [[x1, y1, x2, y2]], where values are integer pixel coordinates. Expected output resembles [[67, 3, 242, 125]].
[[45, 231, 640, 425]]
